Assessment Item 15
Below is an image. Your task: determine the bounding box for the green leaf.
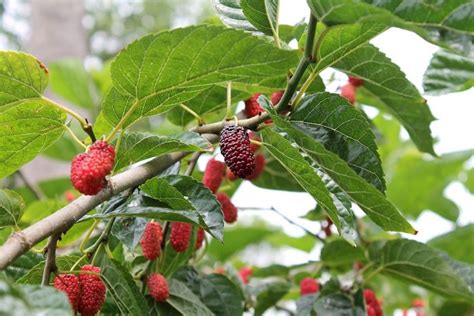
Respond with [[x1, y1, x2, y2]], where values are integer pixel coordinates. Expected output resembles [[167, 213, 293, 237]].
[[174, 267, 244, 316], [0, 189, 25, 228], [114, 131, 211, 171], [321, 239, 365, 267], [267, 232, 317, 252], [314, 290, 365, 316], [290, 92, 385, 192], [428, 225, 474, 264], [0, 275, 72, 316], [85, 201, 200, 225], [102, 25, 298, 128], [313, 23, 387, 74], [251, 154, 304, 192], [296, 294, 318, 316], [259, 129, 345, 235], [167, 279, 214, 316], [164, 175, 224, 241], [141, 177, 195, 210], [423, 49, 474, 95], [464, 168, 474, 193], [335, 44, 435, 155], [369, 239, 473, 301], [254, 281, 291, 316], [252, 264, 289, 278], [387, 150, 473, 221], [49, 58, 97, 109], [437, 301, 473, 316], [213, 0, 257, 32], [16, 255, 85, 285], [111, 217, 148, 250], [241, 0, 279, 36], [307, 0, 474, 46], [5, 252, 43, 281], [97, 254, 150, 315], [269, 114, 416, 234], [0, 51, 67, 178], [207, 223, 274, 261]]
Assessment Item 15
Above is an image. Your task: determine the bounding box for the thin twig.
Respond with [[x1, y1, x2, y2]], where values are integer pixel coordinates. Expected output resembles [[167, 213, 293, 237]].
[[185, 152, 201, 176], [41, 233, 61, 286], [17, 170, 46, 200], [237, 206, 325, 243]]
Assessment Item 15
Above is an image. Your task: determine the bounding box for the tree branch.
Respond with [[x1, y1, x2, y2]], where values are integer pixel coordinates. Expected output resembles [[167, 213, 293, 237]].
[[41, 233, 61, 286]]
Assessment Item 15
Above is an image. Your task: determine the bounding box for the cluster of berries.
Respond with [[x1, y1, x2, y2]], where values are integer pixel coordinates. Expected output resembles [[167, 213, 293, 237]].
[[139, 221, 204, 301], [139, 220, 205, 301], [53, 265, 106, 316], [364, 289, 383, 316], [340, 76, 364, 105], [70, 141, 116, 195]]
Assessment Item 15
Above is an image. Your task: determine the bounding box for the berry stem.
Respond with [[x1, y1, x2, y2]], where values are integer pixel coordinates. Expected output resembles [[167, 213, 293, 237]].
[[179, 103, 204, 125], [44, 97, 96, 142], [225, 81, 232, 119], [80, 219, 99, 253], [106, 99, 140, 142], [64, 124, 87, 150], [84, 218, 116, 257]]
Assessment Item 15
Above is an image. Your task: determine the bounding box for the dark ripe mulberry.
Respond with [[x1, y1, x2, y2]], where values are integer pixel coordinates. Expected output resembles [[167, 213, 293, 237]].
[[220, 125, 256, 178]]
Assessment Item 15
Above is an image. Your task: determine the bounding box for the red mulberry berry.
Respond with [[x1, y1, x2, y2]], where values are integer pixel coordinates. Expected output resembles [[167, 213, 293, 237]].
[[220, 125, 256, 178], [147, 273, 169, 302], [196, 228, 205, 249], [244, 93, 264, 117], [53, 274, 80, 312], [78, 265, 106, 316], [70, 141, 115, 195], [300, 278, 320, 296], [245, 154, 266, 180], [140, 222, 163, 261], [340, 83, 356, 105], [412, 299, 424, 308], [216, 192, 238, 224], [202, 158, 226, 193], [348, 76, 364, 87], [364, 289, 383, 316], [270, 90, 284, 105], [64, 190, 75, 202], [248, 131, 261, 153], [239, 267, 252, 284], [367, 305, 377, 316], [170, 222, 192, 252]]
